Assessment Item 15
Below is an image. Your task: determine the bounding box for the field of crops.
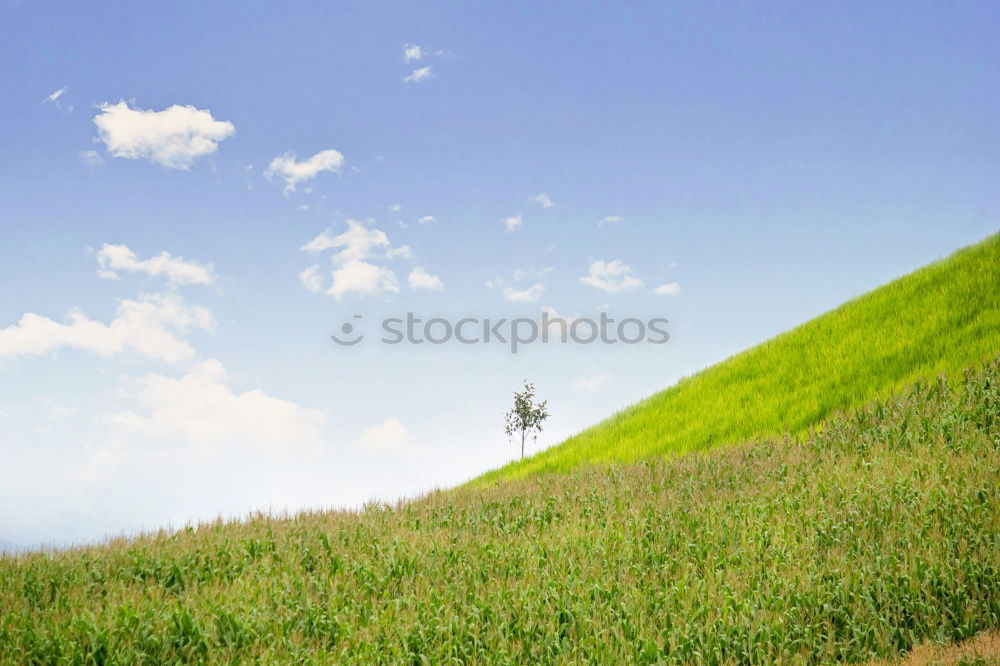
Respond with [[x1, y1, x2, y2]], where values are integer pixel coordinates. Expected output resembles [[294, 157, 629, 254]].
[[477, 233, 1000, 483], [2, 358, 998, 664]]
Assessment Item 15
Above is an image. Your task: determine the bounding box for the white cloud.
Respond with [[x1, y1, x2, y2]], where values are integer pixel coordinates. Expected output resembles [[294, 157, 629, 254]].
[[299, 265, 325, 293], [81, 150, 104, 168], [529, 193, 554, 209], [654, 282, 681, 296], [404, 66, 432, 83], [328, 261, 399, 300], [0, 293, 212, 365], [572, 372, 610, 393], [96, 244, 215, 285], [386, 245, 413, 259], [418, 215, 436, 225], [503, 214, 523, 232], [579, 259, 644, 293], [598, 215, 624, 228], [513, 267, 554, 281], [355, 417, 417, 454], [503, 283, 545, 303], [301, 220, 389, 259], [93, 101, 235, 170], [104, 359, 328, 455], [389, 203, 402, 213], [540, 306, 583, 338], [265, 149, 344, 194], [44, 86, 68, 104], [300, 221, 406, 300], [540, 306, 576, 324], [408, 267, 443, 291], [403, 44, 423, 62]]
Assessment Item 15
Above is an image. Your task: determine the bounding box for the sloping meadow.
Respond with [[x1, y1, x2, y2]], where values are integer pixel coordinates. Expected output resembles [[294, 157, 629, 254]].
[[2, 358, 998, 664], [478, 233, 1000, 482]]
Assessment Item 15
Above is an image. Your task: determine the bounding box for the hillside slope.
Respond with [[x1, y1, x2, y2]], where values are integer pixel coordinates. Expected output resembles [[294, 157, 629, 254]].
[[2, 359, 998, 663], [478, 233, 1000, 482]]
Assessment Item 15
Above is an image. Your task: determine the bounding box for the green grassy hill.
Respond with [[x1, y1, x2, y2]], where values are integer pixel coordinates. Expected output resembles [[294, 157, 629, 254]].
[[478, 233, 1000, 483], [2, 358, 998, 663]]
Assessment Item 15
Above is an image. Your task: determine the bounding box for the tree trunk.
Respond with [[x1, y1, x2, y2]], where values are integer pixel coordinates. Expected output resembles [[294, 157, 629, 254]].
[[521, 431, 526, 459]]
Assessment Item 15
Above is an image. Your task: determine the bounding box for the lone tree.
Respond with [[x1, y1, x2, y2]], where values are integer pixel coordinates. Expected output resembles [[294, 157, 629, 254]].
[[504, 380, 550, 460]]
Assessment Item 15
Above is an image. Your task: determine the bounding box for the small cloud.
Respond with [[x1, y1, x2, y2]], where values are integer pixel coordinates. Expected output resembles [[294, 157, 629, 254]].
[[389, 203, 402, 213], [540, 306, 581, 335], [404, 66, 432, 83], [80, 150, 104, 168], [598, 215, 624, 229], [299, 265, 325, 293], [513, 267, 554, 281], [386, 245, 413, 259], [503, 283, 545, 303], [408, 267, 443, 291], [579, 259, 644, 293], [43, 86, 68, 104], [572, 372, 610, 393], [265, 149, 345, 194], [403, 44, 424, 62], [93, 101, 235, 170], [503, 214, 523, 233], [417, 215, 436, 225], [653, 282, 681, 297], [529, 193, 554, 209], [355, 417, 418, 454], [95, 243, 215, 285]]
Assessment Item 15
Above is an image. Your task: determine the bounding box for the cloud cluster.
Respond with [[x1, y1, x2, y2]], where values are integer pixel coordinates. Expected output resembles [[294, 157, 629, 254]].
[[96, 244, 215, 285], [401, 42, 441, 82], [0, 293, 212, 365], [300, 220, 438, 299], [2, 243, 332, 469], [93, 101, 235, 169], [104, 359, 328, 455], [265, 149, 344, 194], [579, 259, 644, 293]]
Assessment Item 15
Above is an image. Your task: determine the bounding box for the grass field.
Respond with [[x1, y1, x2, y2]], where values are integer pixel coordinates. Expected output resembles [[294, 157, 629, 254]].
[[477, 233, 1000, 482], [2, 357, 998, 663]]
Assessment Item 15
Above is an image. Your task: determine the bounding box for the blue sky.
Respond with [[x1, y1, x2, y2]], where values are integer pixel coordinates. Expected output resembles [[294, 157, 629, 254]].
[[1, 1, 997, 547]]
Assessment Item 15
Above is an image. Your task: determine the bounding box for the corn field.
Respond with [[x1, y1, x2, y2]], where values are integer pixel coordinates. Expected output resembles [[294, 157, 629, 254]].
[[2, 358, 998, 664]]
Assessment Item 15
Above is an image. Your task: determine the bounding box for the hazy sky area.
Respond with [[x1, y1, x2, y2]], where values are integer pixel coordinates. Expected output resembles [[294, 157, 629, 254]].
[[1, 1, 997, 547]]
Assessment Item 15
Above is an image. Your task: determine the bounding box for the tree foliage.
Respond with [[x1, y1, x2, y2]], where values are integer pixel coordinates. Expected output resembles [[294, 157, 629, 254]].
[[504, 380, 549, 460]]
